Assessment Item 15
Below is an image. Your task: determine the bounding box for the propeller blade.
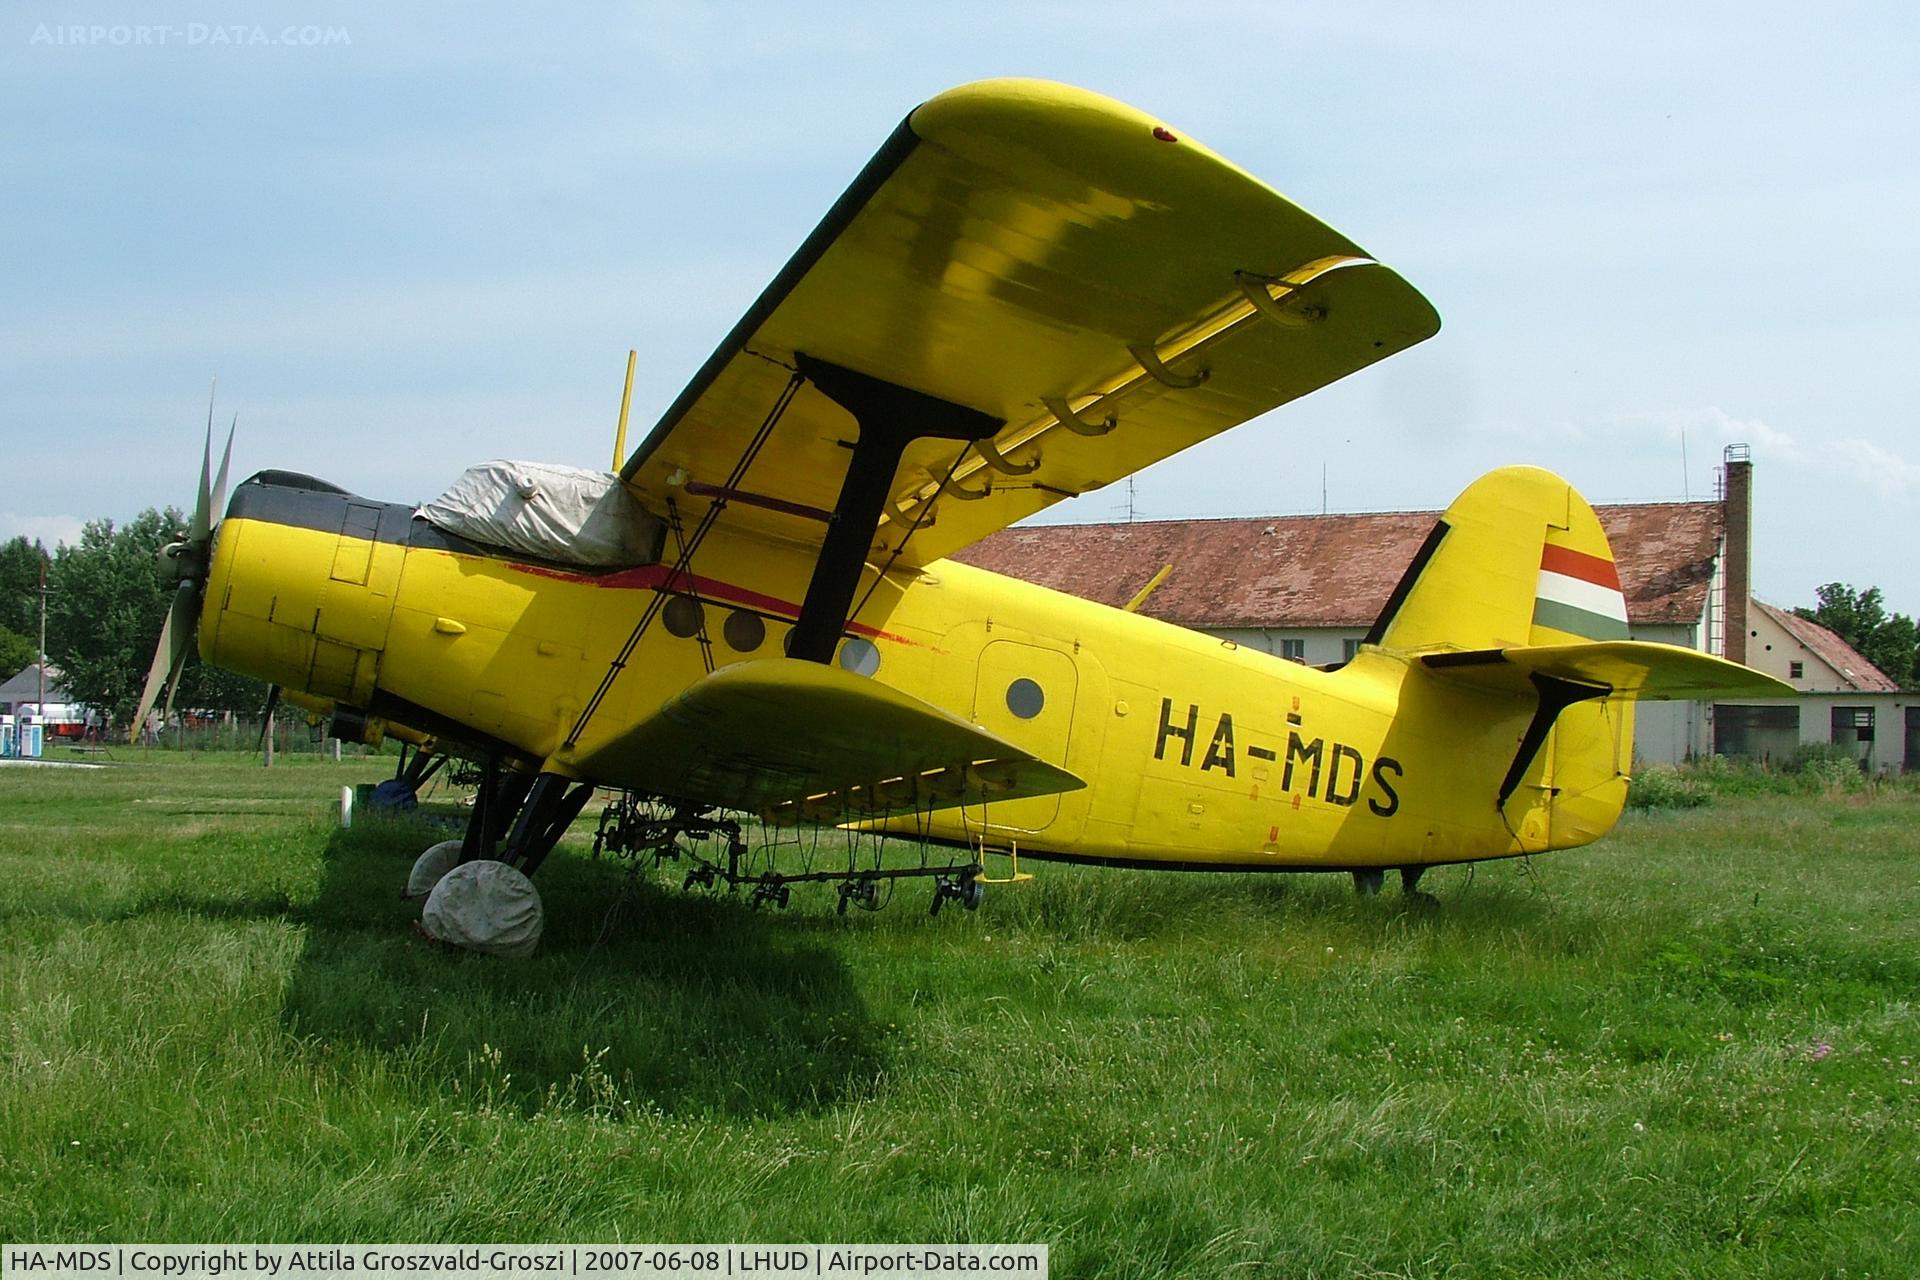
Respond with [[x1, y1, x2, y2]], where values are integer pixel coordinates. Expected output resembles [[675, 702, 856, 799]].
[[129, 589, 181, 742], [256, 685, 281, 751], [135, 388, 222, 742], [159, 580, 198, 722], [191, 380, 216, 543], [210, 414, 236, 527]]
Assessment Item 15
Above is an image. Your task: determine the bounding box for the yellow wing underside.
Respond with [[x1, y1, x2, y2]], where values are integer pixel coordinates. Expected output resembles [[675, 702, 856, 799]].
[[621, 79, 1440, 569], [574, 659, 1084, 825]]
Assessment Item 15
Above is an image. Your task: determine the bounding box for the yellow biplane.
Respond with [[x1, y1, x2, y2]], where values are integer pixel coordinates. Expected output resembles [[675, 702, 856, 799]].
[[136, 80, 1786, 950]]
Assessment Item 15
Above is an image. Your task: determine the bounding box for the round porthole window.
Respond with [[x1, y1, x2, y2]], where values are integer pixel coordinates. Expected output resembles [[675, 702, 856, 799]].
[[723, 609, 765, 653], [838, 636, 881, 677], [1006, 677, 1045, 719], [662, 595, 704, 638]]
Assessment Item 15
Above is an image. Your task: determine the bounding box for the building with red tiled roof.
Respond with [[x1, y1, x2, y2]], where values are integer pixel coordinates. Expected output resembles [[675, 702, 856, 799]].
[[1748, 601, 1899, 694], [1712, 600, 1908, 767], [959, 497, 1732, 764], [958, 501, 1723, 637], [956, 454, 1914, 771]]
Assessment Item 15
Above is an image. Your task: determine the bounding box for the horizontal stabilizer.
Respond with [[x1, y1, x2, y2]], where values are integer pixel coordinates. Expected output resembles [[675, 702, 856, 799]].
[[1422, 641, 1794, 701], [576, 659, 1084, 823]]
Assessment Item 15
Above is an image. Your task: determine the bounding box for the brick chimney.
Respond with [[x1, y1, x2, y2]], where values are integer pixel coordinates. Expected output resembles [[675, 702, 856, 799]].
[[1722, 444, 1752, 664]]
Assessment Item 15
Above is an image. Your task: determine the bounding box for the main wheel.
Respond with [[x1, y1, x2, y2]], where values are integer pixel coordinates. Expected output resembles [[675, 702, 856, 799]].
[[404, 839, 464, 901], [419, 860, 544, 958]]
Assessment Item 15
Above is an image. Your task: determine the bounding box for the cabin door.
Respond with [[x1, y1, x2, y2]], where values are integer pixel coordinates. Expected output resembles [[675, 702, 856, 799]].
[[971, 640, 1078, 834]]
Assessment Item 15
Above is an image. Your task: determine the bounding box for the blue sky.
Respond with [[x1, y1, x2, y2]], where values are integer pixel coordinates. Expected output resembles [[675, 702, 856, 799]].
[[4, 2, 1917, 613]]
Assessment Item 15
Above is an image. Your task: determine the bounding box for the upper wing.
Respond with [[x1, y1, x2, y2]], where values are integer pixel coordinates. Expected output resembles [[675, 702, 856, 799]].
[[621, 78, 1440, 569], [574, 658, 1084, 823]]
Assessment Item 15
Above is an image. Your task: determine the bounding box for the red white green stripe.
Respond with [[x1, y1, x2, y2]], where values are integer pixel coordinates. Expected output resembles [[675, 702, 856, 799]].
[[1533, 543, 1628, 640]]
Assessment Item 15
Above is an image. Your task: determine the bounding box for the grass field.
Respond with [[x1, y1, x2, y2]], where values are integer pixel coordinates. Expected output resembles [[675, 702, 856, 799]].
[[2, 754, 1917, 1276]]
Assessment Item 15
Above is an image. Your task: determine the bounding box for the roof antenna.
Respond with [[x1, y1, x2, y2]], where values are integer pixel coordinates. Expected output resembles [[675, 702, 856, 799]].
[[1321, 462, 1328, 515], [1680, 423, 1690, 501]]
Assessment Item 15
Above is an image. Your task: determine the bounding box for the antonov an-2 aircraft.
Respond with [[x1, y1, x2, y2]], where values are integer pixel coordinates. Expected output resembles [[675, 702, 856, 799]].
[[136, 80, 1786, 951]]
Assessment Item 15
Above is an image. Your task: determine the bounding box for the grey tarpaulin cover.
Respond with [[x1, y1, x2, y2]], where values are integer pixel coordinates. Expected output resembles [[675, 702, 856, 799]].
[[418, 460, 663, 568], [420, 860, 545, 958], [404, 839, 464, 901]]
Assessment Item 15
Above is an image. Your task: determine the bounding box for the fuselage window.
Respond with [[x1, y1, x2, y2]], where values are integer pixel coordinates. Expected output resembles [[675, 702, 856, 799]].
[[1006, 677, 1045, 719], [663, 595, 705, 638]]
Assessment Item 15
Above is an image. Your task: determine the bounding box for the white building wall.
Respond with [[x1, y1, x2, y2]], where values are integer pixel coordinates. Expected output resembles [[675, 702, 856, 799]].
[[1714, 693, 1911, 773], [1634, 701, 1703, 766], [1742, 606, 1883, 693], [1625, 622, 1709, 766], [1204, 613, 1905, 772], [1210, 626, 1360, 668]]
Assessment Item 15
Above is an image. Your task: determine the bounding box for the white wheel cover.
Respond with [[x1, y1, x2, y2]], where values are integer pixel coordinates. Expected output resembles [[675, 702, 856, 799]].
[[420, 859, 544, 958]]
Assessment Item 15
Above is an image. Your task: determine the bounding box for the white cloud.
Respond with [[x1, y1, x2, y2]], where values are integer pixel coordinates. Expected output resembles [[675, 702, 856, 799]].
[[1586, 406, 1919, 498], [0, 513, 85, 549], [1829, 437, 1920, 496]]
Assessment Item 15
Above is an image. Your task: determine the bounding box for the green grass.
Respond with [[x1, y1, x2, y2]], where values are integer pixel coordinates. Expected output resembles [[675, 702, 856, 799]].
[[3, 757, 1917, 1276]]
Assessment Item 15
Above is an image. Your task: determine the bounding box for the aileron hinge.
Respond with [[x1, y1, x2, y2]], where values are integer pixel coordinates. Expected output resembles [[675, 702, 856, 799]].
[[1236, 270, 1329, 326], [1128, 343, 1210, 390], [1042, 396, 1118, 437]]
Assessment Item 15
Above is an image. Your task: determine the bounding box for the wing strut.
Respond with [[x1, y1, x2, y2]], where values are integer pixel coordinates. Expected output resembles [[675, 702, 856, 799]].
[[786, 354, 1001, 663], [563, 372, 805, 751]]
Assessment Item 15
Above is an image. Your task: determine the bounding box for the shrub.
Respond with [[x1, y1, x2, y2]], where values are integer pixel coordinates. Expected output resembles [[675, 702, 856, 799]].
[[1784, 740, 1865, 777], [1626, 766, 1710, 810]]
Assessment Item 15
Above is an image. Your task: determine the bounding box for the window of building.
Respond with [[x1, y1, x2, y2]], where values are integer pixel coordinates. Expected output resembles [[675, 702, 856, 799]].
[[1714, 704, 1799, 763], [1278, 638, 1305, 662], [1830, 706, 1875, 770], [1788, 660, 1804, 680], [1342, 638, 1362, 661], [1832, 706, 1874, 742]]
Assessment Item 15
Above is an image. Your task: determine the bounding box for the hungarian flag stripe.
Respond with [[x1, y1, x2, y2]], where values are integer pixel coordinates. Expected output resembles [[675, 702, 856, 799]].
[[1534, 543, 1628, 640], [1539, 542, 1621, 591]]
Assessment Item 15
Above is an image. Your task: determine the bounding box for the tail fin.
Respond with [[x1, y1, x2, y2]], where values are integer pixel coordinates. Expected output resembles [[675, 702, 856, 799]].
[[1366, 466, 1789, 852], [1368, 465, 1629, 654], [1370, 464, 1787, 701]]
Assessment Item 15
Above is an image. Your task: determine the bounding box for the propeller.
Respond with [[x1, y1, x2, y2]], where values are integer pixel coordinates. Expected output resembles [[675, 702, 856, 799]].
[[130, 383, 236, 741]]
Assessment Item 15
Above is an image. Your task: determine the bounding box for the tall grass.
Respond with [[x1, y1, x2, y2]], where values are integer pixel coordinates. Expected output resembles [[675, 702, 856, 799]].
[[1628, 749, 1917, 810], [2, 757, 1916, 1276]]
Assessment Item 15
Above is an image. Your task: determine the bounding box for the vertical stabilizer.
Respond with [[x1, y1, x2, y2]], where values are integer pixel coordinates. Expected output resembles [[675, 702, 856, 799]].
[[1366, 466, 1634, 852], [1368, 466, 1627, 655]]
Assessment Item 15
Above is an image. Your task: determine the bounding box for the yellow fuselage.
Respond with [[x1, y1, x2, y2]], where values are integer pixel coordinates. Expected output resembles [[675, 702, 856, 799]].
[[203, 494, 1630, 873]]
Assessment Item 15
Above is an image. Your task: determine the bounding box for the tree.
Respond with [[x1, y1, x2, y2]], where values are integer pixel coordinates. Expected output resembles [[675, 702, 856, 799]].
[[45, 510, 267, 728], [1795, 583, 1918, 688], [0, 535, 48, 645], [0, 626, 34, 679]]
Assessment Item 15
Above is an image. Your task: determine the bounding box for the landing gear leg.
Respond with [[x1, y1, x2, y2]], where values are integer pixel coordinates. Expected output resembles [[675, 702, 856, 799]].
[[1352, 869, 1384, 896], [1399, 865, 1438, 907], [461, 759, 534, 862], [501, 772, 597, 875]]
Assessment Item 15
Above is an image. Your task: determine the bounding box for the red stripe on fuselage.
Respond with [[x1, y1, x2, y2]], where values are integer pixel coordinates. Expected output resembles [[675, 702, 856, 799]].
[[1539, 543, 1621, 591], [503, 559, 919, 647]]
